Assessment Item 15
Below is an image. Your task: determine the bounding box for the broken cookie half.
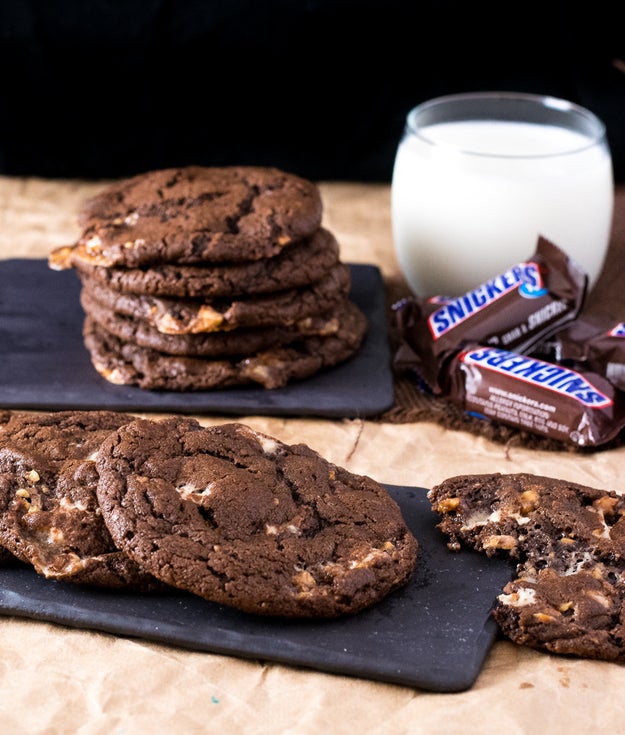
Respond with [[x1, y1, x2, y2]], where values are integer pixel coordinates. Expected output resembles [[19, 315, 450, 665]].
[[429, 472, 625, 661]]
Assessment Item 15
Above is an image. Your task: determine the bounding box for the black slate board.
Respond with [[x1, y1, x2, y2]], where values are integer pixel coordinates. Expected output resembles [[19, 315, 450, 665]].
[[0, 486, 513, 692], [0, 259, 393, 417]]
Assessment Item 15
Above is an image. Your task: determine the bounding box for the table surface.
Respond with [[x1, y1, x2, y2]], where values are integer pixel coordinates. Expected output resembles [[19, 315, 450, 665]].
[[1, 175, 625, 734]]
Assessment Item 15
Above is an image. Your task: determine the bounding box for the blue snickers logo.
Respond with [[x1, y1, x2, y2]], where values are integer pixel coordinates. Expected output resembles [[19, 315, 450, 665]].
[[608, 323, 625, 338], [428, 262, 547, 340]]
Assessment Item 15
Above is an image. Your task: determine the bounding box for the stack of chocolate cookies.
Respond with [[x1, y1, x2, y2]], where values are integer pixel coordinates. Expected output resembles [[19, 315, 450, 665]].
[[49, 166, 367, 391]]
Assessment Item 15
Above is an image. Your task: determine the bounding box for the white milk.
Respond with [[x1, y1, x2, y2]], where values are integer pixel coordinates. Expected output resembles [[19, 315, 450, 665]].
[[391, 119, 614, 297]]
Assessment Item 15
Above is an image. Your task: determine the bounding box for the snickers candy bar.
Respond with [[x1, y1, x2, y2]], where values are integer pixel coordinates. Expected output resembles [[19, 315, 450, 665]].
[[445, 344, 625, 447], [553, 315, 625, 391], [393, 237, 587, 392]]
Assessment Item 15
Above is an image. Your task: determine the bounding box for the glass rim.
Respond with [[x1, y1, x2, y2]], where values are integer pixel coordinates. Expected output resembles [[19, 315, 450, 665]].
[[405, 91, 608, 159]]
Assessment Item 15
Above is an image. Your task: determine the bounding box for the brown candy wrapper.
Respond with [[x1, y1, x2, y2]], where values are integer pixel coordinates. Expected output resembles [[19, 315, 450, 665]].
[[552, 316, 625, 391], [393, 237, 587, 393], [444, 345, 625, 448]]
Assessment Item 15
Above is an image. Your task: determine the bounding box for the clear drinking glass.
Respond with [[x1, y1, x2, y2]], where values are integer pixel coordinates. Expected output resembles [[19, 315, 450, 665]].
[[391, 91, 614, 297]]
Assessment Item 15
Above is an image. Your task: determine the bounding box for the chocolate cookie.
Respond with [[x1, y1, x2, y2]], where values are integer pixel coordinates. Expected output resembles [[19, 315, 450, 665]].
[[49, 166, 323, 268], [0, 409, 135, 542], [428, 472, 625, 563], [79, 262, 351, 334], [0, 412, 17, 562], [429, 472, 625, 660], [55, 228, 340, 299], [82, 301, 367, 390], [495, 567, 625, 661], [81, 288, 344, 357], [95, 417, 418, 617], [0, 410, 161, 589], [0, 409, 133, 465]]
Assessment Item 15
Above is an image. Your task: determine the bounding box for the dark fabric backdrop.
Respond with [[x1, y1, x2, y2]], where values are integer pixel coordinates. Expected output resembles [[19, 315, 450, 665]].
[[1, 0, 624, 182]]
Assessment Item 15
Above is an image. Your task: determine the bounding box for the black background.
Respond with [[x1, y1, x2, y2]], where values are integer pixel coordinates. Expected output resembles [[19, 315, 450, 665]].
[[1, 0, 624, 183]]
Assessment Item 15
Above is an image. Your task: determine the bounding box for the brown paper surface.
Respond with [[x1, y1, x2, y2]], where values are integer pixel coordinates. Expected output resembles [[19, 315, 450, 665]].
[[2, 175, 625, 734]]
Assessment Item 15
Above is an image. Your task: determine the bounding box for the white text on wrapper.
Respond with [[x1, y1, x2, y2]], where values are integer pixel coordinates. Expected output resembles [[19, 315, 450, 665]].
[[461, 347, 612, 409], [428, 263, 546, 340]]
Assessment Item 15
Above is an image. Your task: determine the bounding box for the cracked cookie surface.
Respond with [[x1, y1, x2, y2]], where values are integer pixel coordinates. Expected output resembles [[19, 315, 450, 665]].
[[49, 166, 323, 268], [429, 472, 625, 660], [0, 410, 162, 589], [95, 417, 418, 617]]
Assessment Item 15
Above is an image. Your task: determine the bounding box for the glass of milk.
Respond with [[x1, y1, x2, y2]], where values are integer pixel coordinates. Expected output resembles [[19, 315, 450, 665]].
[[391, 91, 614, 297]]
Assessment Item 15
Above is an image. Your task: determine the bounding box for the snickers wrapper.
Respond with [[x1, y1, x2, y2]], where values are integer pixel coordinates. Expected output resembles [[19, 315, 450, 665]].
[[394, 236, 587, 393], [553, 316, 625, 391], [445, 345, 625, 448]]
